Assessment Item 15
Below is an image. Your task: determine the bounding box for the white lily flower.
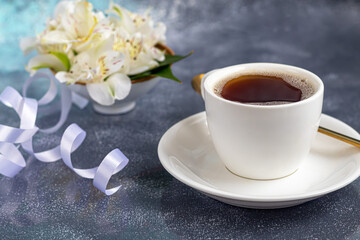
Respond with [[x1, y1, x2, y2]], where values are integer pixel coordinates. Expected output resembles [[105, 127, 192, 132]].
[[152, 22, 166, 45], [126, 50, 159, 75], [55, 48, 125, 84], [34, 1, 108, 52], [21, 0, 170, 106], [108, 3, 136, 34], [40, 30, 71, 45], [86, 73, 131, 105], [59, 1, 97, 39], [20, 37, 37, 55], [151, 46, 165, 62], [54, 1, 74, 20], [74, 19, 114, 53], [108, 3, 167, 75], [56, 47, 131, 105], [112, 30, 165, 75], [27, 54, 68, 74], [37, 30, 73, 55], [109, 3, 166, 46]]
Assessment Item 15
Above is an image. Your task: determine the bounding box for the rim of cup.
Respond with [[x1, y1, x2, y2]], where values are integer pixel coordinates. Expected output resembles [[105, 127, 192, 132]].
[[203, 62, 324, 109]]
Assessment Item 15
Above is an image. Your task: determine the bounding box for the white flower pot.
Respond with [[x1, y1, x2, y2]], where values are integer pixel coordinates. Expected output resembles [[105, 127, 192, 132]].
[[68, 78, 160, 115]]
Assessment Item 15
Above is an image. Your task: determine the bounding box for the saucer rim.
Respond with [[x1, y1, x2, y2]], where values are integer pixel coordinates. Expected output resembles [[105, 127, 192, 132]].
[[158, 112, 360, 203]]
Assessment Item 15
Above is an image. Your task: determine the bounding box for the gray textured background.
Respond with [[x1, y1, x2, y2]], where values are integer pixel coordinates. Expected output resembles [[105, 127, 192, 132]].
[[1, 0, 360, 239]]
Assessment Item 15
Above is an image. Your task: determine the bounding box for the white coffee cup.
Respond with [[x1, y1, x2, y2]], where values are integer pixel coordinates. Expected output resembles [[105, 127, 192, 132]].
[[201, 63, 324, 180]]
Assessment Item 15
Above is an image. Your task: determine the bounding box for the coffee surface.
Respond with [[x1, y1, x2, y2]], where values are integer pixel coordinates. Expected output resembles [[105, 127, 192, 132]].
[[217, 74, 314, 105]]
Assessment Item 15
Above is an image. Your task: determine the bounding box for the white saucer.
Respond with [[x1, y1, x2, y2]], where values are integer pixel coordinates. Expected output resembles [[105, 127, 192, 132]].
[[158, 112, 360, 209]]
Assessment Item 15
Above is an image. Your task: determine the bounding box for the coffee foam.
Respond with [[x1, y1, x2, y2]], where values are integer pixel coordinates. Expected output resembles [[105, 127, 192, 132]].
[[213, 69, 315, 105]]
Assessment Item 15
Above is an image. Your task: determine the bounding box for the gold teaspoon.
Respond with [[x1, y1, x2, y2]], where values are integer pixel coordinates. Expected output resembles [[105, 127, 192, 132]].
[[192, 73, 360, 148]]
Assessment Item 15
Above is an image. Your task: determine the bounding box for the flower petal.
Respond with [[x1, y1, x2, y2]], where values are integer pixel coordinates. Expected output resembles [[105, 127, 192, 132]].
[[54, 1, 73, 19], [27, 54, 67, 72], [73, 1, 96, 37], [108, 3, 136, 34], [20, 37, 37, 55], [86, 82, 114, 106], [154, 22, 167, 44], [74, 19, 113, 53], [128, 51, 158, 75], [60, 1, 95, 39], [128, 66, 150, 75], [151, 47, 165, 61], [72, 50, 97, 70], [55, 71, 75, 84], [93, 34, 115, 57], [41, 30, 70, 45], [106, 73, 131, 100], [98, 51, 125, 78]]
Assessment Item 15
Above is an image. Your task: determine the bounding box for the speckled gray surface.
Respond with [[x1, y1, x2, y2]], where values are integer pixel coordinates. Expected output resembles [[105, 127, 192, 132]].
[[1, 0, 360, 239]]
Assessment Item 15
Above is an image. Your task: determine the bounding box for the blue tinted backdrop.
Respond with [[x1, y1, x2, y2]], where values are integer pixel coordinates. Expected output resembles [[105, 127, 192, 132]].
[[0, 0, 168, 73]]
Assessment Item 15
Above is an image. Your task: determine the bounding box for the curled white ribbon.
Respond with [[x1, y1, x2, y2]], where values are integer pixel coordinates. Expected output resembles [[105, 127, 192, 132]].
[[0, 72, 129, 195]]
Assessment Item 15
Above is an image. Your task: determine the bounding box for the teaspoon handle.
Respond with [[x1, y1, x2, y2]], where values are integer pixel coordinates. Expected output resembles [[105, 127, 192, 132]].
[[318, 126, 360, 148]]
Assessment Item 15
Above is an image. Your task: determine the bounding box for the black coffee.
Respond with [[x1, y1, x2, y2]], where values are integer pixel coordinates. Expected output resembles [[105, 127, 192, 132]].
[[218, 74, 315, 105]]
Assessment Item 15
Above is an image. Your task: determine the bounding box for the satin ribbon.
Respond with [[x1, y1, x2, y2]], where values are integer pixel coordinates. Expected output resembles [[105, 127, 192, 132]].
[[0, 72, 129, 195]]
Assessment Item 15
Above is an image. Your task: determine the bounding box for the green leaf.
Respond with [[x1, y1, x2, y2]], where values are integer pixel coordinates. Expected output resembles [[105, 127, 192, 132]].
[[129, 51, 192, 82], [129, 70, 154, 80], [113, 6, 121, 16], [157, 51, 193, 67], [31, 65, 53, 71], [152, 65, 181, 83], [50, 51, 71, 71], [130, 65, 181, 83]]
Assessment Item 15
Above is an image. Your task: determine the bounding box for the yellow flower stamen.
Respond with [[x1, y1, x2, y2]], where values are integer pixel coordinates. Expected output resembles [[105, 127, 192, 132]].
[[98, 55, 108, 76], [74, 16, 98, 44]]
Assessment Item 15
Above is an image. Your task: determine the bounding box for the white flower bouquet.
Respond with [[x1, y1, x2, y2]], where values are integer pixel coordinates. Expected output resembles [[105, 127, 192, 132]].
[[20, 1, 190, 108]]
